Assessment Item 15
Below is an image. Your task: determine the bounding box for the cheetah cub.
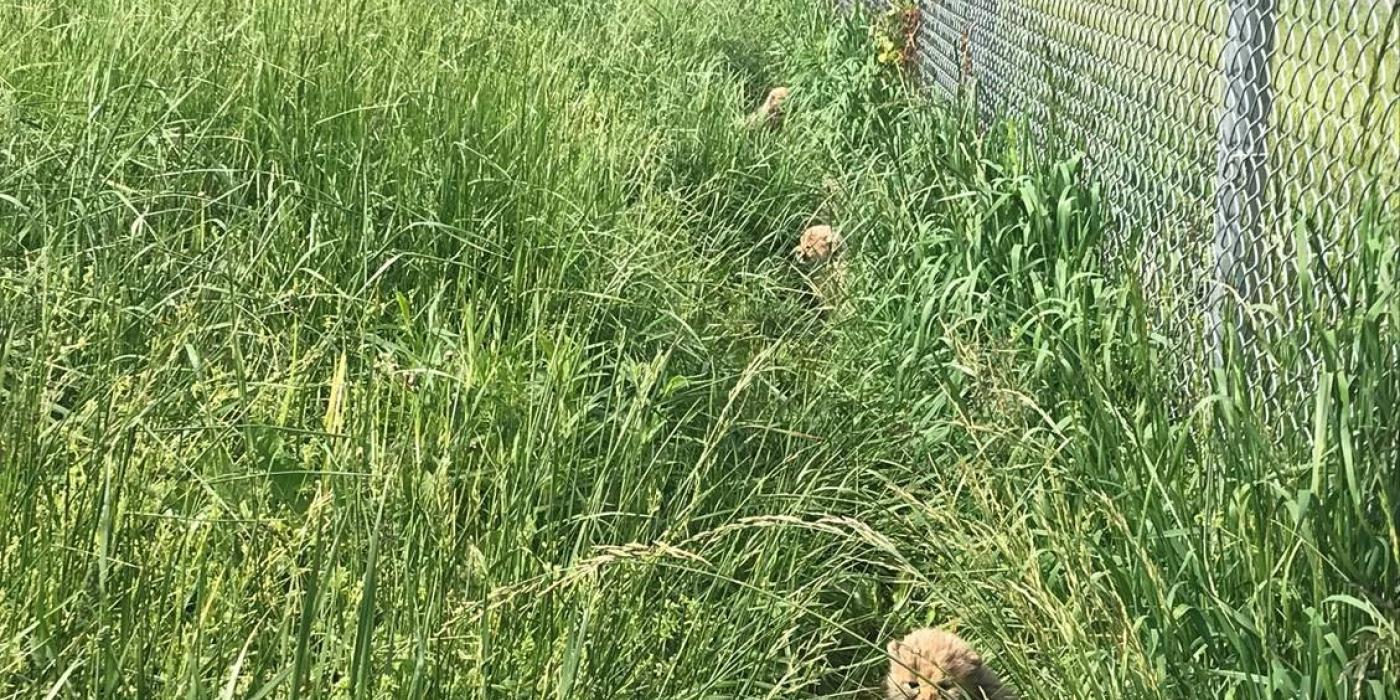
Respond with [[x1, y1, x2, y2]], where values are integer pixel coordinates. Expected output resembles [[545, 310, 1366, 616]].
[[793, 224, 844, 264], [792, 224, 847, 313], [746, 86, 791, 128], [885, 628, 1018, 700]]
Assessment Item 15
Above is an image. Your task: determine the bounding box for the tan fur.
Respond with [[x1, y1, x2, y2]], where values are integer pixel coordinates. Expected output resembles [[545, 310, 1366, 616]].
[[746, 86, 791, 128], [885, 628, 1017, 700], [792, 224, 847, 314], [792, 224, 843, 264]]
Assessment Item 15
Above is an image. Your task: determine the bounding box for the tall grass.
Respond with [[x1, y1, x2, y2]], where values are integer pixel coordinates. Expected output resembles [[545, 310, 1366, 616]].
[[0, 0, 1396, 698]]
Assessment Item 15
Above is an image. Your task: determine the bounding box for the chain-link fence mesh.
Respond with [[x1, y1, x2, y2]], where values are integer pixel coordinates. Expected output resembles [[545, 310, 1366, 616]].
[[839, 0, 1399, 433]]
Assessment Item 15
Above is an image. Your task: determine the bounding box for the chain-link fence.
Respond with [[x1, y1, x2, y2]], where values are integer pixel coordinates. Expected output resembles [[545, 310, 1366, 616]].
[[840, 0, 1399, 431]]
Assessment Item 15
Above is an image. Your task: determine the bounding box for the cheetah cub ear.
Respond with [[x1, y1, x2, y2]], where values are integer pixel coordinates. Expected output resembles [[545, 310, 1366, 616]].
[[964, 647, 984, 667]]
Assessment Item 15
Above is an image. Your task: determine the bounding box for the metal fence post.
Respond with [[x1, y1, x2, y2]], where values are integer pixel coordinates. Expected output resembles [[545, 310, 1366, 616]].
[[1210, 0, 1278, 364]]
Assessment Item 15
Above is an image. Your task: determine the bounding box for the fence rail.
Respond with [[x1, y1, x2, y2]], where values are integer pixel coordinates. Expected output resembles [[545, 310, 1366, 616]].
[[840, 0, 1399, 429]]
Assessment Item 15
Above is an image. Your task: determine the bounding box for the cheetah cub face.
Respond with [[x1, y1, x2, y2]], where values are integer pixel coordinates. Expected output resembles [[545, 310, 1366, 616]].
[[793, 224, 843, 264], [747, 86, 791, 128], [886, 628, 1015, 700]]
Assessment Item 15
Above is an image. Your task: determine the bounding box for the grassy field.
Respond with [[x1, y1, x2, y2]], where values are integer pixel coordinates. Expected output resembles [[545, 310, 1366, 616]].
[[1, 0, 1397, 698]]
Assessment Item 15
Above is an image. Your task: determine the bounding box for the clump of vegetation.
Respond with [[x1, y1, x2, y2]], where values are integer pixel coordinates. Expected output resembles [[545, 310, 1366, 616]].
[[871, 2, 922, 75], [0, 0, 1395, 698]]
